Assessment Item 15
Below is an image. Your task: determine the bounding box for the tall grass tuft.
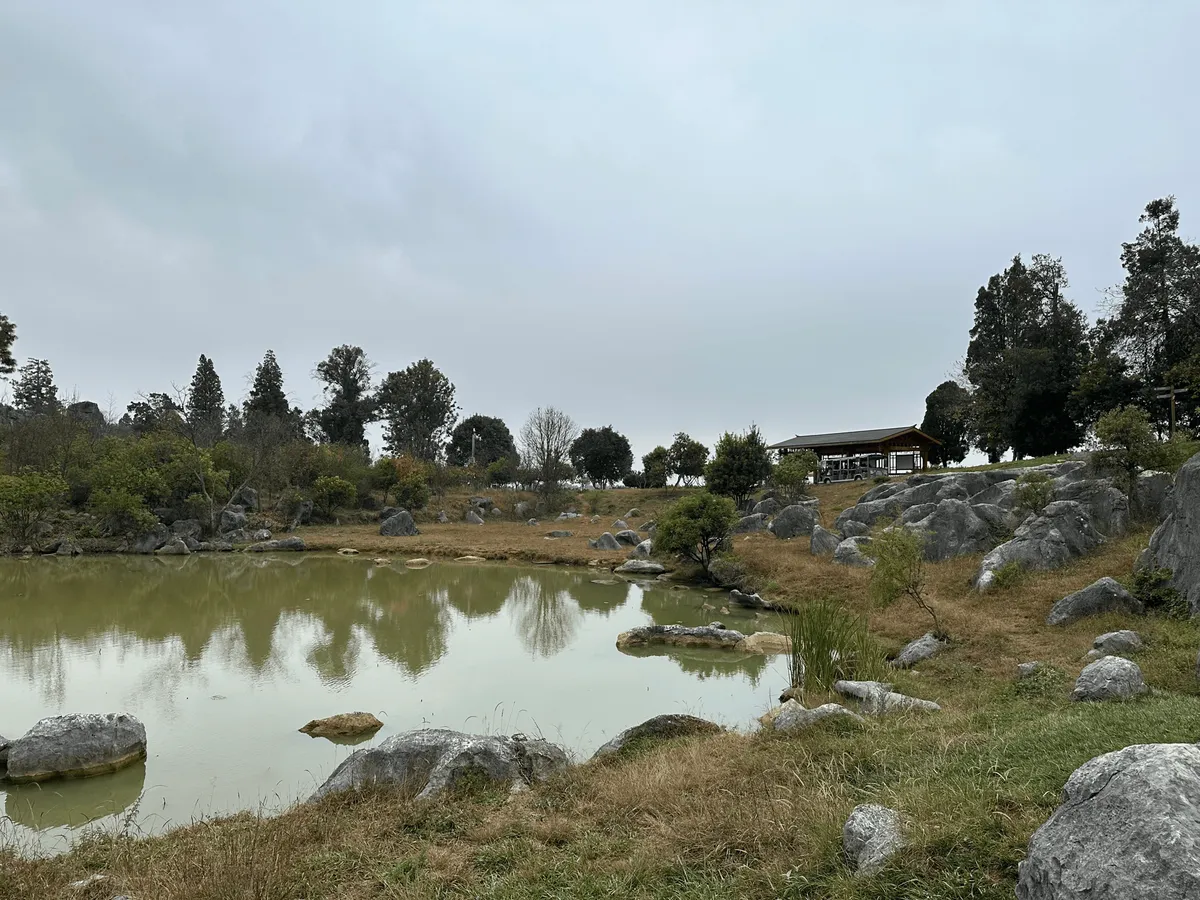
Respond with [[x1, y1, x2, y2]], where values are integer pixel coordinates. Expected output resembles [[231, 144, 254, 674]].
[[780, 599, 886, 694]]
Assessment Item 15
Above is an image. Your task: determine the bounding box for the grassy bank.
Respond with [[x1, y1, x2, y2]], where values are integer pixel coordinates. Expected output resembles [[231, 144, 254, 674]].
[[4, 483, 1198, 899]]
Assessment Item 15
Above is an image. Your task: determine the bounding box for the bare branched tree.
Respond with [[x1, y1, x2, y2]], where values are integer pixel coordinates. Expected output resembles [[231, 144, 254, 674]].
[[519, 406, 578, 494]]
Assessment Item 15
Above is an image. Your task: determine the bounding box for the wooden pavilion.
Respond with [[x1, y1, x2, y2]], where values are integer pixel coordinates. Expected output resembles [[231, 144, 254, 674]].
[[767, 426, 941, 475]]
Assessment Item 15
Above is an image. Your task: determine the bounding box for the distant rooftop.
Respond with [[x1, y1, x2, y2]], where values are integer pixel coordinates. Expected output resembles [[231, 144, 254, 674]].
[[767, 426, 940, 451]]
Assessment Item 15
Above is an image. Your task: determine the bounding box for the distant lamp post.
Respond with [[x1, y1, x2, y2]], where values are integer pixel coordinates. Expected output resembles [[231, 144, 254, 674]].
[[470, 430, 478, 467]]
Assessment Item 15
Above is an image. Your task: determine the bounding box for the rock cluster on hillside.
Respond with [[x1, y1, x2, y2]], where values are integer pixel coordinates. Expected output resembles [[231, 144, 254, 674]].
[[1142, 450, 1200, 616]]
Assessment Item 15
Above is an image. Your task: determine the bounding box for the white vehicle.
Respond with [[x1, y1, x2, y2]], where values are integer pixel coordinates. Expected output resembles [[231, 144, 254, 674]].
[[819, 453, 888, 483]]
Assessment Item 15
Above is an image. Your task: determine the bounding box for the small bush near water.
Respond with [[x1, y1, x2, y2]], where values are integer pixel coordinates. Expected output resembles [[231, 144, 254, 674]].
[[780, 599, 886, 693], [1132, 566, 1189, 619]]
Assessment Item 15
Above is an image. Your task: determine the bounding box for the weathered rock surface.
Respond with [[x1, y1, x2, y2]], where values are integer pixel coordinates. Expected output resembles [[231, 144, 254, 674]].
[[379, 506, 401, 522], [5, 713, 147, 782], [299, 712, 384, 738], [0, 733, 10, 768], [234, 486, 259, 512], [1146, 451, 1200, 616], [591, 714, 722, 760], [309, 728, 569, 802], [1016, 661, 1044, 679], [616, 624, 746, 650], [131, 523, 169, 554], [902, 499, 993, 562], [834, 536, 874, 567], [612, 519, 629, 531], [769, 503, 819, 540], [1016, 743, 1200, 899], [629, 539, 653, 559], [1071, 656, 1148, 702], [976, 501, 1107, 590], [736, 632, 791, 654], [1132, 469, 1173, 520], [154, 537, 191, 556], [614, 529, 641, 546], [728, 589, 782, 611], [380, 511, 419, 537], [773, 701, 863, 733], [810, 524, 841, 556], [246, 536, 306, 552], [251, 528, 272, 542], [1045, 577, 1143, 626], [219, 505, 247, 535], [464, 510, 485, 525], [546, 530, 573, 538], [733, 513, 769, 534], [1089, 630, 1144, 656], [752, 498, 780, 516], [589, 532, 621, 551], [834, 680, 941, 714], [843, 803, 905, 875], [172, 519, 202, 541], [890, 632, 947, 669], [613, 559, 666, 575]]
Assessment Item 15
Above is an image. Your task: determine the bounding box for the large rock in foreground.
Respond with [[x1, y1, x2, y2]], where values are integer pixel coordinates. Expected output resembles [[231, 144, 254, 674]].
[[309, 728, 568, 801], [843, 803, 905, 875], [1016, 743, 1200, 899], [4, 713, 147, 783], [380, 511, 419, 537], [591, 714, 722, 760], [1046, 577, 1144, 626], [1147, 451, 1200, 616], [769, 503, 819, 540]]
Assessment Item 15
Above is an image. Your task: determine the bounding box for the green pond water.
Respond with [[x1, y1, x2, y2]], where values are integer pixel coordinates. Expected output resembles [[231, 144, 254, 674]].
[[0, 555, 782, 853]]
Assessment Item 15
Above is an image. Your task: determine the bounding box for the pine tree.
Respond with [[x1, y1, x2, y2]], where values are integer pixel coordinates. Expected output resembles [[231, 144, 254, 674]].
[[314, 345, 375, 447], [0, 313, 16, 376], [13, 358, 59, 415], [244, 350, 290, 420], [186, 354, 226, 446]]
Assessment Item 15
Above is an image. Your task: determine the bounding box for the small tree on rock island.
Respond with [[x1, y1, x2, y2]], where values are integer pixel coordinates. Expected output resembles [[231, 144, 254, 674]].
[[654, 492, 738, 574], [867, 525, 944, 638], [519, 406, 578, 495], [569, 426, 633, 488], [667, 433, 709, 486], [705, 425, 773, 508], [642, 446, 669, 488]]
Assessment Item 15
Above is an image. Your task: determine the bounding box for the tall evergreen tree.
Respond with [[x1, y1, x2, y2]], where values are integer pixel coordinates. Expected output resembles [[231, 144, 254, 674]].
[[921, 381, 972, 466], [244, 350, 290, 420], [376, 359, 459, 460], [0, 313, 16, 376], [13, 358, 59, 415], [447, 414, 517, 467], [186, 354, 226, 446], [314, 345, 375, 447]]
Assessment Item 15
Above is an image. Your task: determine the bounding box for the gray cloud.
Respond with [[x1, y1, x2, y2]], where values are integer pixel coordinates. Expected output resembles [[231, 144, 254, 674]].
[[2, 1, 1198, 457]]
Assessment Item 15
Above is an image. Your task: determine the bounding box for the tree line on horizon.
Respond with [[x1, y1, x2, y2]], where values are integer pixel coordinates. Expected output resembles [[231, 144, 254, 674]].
[[920, 196, 1200, 465]]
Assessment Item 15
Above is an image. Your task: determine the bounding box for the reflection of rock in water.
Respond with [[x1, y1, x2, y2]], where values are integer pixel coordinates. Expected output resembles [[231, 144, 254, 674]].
[[3, 760, 145, 830], [507, 576, 582, 658], [617, 644, 768, 684]]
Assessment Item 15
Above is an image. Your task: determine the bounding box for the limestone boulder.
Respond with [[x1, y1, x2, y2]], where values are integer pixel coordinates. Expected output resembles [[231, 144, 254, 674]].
[[769, 504, 819, 540], [1071, 656, 1148, 702], [773, 701, 863, 733], [976, 501, 1105, 590], [219, 505, 247, 535], [833, 680, 940, 714], [546, 530, 573, 538], [380, 511, 419, 537], [1132, 470, 1172, 521], [810, 525, 841, 556], [1046, 577, 1143, 626], [890, 632, 947, 669], [834, 536, 874, 567], [154, 537, 191, 556], [614, 529, 641, 546], [246, 536, 306, 552], [902, 498, 993, 562], [843, 803, 905, 875], [589, 532, 621, 551], [733, 513, 769, 534], [171, 519, 202, 541], [629, 539, 653, 559], [616, 624, 746, 650], [131, 523, 169, 554], [1016, 743, 1200, 899], [591, 715, 721, 760], [1089, 630, 1144, 657], [735, 632, 791, 654], [1146, 451, 1200, 615], [309, 729, 569, 802], [752, 498, 780, 516], [5, 713, 147, 783], [613, 559, 666, 575], [464, 510, 485, 525]]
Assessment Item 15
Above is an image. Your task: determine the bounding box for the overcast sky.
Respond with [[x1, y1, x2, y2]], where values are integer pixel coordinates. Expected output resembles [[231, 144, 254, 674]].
[[2, 1, 1197, 460]]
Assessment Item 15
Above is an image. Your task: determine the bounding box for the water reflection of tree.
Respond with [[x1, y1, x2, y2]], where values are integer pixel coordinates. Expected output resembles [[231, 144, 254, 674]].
[[506, 575, 582, 658], [617, 644, 768, 684]]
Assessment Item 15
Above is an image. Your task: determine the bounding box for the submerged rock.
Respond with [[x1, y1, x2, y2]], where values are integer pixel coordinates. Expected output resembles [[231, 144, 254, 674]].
[[246, 536, 306, 552], [735, 632, 792, 655], [1016, 743, 1200, 899], [614, 559, 665, 575], [616, 624, 746, 650], [843, 803, 905, 875], [5, 713, 147, 783], [309, 728, 568, 802], [591, 715, 722, 760], [299, 712, 384, 739]]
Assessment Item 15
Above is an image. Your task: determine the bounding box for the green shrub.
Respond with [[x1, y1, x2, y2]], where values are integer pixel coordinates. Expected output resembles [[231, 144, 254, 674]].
[[867, 524, 944, 636], [1014, 471, 1054, 516], [312, 475, 357, 518], [1132, 566, 1188, 619], [654, 492, 738, 572], [772, 451, 818, 503], [780, 599, 885, 694], [989, 560, 1027, 590], [705, 427, 773, 508], [0, 472, 68, 547], [394, 471, 430, 512], [89, 487, 156, 535], [872, 474, 890, 485]]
